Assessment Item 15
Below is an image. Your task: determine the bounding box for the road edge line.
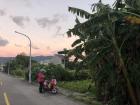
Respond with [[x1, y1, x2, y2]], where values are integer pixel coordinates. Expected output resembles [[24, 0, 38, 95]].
[[3, 92, 11, 105]]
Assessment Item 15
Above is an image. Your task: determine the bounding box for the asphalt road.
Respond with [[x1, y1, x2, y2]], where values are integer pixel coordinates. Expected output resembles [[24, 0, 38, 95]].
[[0, 72, 85, 105]]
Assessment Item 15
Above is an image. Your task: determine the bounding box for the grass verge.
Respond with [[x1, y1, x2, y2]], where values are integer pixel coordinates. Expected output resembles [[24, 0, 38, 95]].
[[58, 80, 96, 94], [58, 80, 102, 105]]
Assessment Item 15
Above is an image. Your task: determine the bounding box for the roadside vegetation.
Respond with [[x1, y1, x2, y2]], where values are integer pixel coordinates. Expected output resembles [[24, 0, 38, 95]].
[[4, 53, 37, 78], [66, 0, 140, 105], [58, 80, 96, 94]]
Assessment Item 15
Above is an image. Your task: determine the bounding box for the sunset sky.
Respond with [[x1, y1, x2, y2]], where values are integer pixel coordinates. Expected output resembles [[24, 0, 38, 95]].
[[0, 0, 114, 57]]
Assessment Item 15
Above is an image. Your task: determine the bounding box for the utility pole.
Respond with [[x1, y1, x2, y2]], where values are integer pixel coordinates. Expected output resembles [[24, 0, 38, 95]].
[[8, 61, 10, 75]]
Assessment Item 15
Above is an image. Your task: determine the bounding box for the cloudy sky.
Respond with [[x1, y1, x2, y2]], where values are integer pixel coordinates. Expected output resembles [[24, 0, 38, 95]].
[[0, 0, 115, 57]]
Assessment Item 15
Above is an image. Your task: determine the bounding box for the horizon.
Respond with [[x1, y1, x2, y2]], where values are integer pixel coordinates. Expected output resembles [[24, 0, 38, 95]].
[[0, 55, 54, 57]]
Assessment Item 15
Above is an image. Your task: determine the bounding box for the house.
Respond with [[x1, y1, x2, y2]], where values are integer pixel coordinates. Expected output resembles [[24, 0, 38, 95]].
[[50, 54, 65, 67], [39, 54, 65, 67]]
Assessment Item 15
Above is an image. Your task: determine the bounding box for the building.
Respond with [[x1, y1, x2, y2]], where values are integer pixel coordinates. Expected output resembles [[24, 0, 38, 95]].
[[50, 54, 65, 67], [39, 54, 65, 67]]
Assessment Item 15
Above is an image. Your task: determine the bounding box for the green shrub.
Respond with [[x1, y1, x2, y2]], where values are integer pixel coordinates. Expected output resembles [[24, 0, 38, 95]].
[[11, 69, 25, 77], [29, 64, 75, 82], [26, 64, 91, 82], [75, 70, 90, 80], [44, 64, 74, 81]]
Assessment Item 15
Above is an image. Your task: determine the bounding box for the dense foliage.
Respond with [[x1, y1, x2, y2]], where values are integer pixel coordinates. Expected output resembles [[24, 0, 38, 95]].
[[67, 0, 140, 105], [30, 63, 90, 82], [29, 63, 74, 81]]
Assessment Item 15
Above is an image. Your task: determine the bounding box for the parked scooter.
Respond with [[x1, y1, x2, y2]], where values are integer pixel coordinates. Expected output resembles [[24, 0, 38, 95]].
[[43, 79, 58, 94]]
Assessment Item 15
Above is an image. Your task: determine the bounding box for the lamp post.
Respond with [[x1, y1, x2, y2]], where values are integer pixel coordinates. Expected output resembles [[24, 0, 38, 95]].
[[15, 31, 32, 83], [7, 61, 10, 75]]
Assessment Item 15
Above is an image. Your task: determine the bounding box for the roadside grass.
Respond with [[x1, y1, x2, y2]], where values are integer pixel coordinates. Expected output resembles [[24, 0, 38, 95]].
[[10, 69, 26, 79], [58, 80, 96, 94], [58, 80, 102, 105]]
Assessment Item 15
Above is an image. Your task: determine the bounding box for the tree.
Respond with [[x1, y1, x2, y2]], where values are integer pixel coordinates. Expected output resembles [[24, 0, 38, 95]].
[[16, 53, 29, 68], [4, 53, 37, 76], [67, 0, 140, 105]]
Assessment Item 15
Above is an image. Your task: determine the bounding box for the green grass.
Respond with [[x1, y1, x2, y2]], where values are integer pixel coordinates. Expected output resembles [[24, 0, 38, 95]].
[[58, 80, 102, 105], [58, 80, 96, 94], [11, 69, 25, 78]]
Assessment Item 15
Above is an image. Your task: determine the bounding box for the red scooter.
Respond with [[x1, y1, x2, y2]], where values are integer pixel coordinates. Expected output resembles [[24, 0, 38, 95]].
[[43, 79, 57, 94]]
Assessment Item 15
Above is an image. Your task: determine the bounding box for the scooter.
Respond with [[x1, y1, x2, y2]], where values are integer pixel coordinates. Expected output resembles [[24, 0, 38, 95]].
[[43, 80, 58, 94]]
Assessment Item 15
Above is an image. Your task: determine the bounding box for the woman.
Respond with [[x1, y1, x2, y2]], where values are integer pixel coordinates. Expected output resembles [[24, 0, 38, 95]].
[[36, 69, 46, 93]]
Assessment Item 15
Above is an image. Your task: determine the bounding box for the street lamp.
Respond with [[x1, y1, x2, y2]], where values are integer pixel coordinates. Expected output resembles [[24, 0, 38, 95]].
[[7, 61, 10, 75], [15, 31, 32, 83]]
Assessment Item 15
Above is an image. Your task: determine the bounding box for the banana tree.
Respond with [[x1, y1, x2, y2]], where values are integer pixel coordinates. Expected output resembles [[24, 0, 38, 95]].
[[67, 0, 140, 105]]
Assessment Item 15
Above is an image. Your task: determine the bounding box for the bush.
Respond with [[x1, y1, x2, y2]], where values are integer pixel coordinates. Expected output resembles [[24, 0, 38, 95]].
[[29, 64, 75, 82], [43, 64, 74, 81], [26, 64, 91, 82], [75, 70, 90, 80], [11, 69, 25, 77]]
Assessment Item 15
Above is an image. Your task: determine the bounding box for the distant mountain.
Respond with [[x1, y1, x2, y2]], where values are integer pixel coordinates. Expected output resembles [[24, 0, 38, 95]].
[[32, 56, 53, 62], [0, 56, 53, 64], [0, 57, 15, 64]]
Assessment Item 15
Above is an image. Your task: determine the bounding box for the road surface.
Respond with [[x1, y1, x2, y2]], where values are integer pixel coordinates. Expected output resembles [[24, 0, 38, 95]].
[[0, 72, 85, 105]]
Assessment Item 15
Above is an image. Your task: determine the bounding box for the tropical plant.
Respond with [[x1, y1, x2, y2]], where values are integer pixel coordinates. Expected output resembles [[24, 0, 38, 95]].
[[67, 0, 140, 105]]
